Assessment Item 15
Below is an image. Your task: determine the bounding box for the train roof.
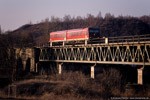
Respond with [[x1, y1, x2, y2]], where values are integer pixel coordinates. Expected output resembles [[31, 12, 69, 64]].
[[49, 27, 99, 34]]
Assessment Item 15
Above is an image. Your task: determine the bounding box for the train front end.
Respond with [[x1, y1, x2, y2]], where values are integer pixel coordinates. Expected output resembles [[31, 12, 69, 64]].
[[88, 27, 100, 39]]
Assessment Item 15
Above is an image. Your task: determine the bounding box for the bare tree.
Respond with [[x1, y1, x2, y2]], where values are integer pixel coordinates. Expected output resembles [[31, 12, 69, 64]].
[[97, 11, 103, 19], [44, 18, 49, 34], [105, 13, 114, 20], [63, 15, 72, 29]]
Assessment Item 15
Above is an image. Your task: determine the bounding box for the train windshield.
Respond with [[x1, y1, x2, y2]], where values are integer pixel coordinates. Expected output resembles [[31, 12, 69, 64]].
[[89, 28, 100, 38]]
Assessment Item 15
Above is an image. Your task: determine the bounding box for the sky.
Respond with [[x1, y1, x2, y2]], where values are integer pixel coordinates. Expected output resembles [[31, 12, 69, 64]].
[[0, 0, 150, 31]]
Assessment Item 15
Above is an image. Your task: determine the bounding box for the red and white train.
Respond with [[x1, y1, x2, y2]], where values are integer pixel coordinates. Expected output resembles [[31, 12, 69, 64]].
[[49, 27, 100, 46]]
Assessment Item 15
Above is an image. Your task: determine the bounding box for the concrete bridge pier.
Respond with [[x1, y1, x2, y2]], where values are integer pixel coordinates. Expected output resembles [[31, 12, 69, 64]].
[[35, 63, 39, 73], [30, 58, 35, 72], [85, 40, 87, 46], [91, 64, 96, 79], [58, 63, 63, 74], [137, 66, 144, 85], [22, 60, 26, 70], [50, 42, 52, 47]]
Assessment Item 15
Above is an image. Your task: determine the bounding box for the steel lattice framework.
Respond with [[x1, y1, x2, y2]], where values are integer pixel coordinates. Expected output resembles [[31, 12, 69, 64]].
[[39, 42, 150, 65]]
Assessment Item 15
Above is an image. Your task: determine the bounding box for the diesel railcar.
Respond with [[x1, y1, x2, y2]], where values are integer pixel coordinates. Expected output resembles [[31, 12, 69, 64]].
[[49, 27, 100, 46]]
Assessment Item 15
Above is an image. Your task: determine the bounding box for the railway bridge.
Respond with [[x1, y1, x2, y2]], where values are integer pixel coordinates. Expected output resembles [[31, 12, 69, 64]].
[[39, 34, 150, 85], [13, 34, 150, 85]]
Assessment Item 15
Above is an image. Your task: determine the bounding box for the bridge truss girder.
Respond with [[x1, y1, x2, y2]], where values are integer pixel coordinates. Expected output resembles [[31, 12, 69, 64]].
[[39, 43, 150, 65]]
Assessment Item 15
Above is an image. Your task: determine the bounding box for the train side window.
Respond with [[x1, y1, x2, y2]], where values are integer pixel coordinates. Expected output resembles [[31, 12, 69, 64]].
[[54, 34, 56, 38], [84, 31, 86, 35], [63, 33, 65, 37], [56, 34, 58, 38], [82, 31, 84, 35], [78, 32, 80, 36], [52, 35, 54, 38], [57, 34, 60, 38], [70, 32, 73, 37], [76, 32, 78, 36], [77, 32, 79, 36], [69, 32, 71, 37], [72, 32, 74, 37], [57, 34, 59, 38], [61, 34, 63, 38], [68, 33, 70, 37], [80, 31, 82, 36], [60, 34, 63, 38], [74, 32, 76, 37], [75, 32, 77, 36], [86, 31, 88, 35]]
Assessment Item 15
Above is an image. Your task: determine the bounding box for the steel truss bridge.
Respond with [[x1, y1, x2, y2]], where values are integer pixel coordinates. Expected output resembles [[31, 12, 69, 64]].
[[39, 34, 150, 84], [40, 43, 150, 65], [39, 34, 150, 65]]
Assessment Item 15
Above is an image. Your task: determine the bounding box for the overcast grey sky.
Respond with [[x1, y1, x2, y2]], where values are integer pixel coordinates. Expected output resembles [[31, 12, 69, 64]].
[[0, 0, 150, 31]]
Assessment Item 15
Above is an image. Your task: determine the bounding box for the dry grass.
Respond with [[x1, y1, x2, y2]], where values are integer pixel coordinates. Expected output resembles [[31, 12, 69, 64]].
[[1, 71, 105, 100], [1, 68, 149, 100]]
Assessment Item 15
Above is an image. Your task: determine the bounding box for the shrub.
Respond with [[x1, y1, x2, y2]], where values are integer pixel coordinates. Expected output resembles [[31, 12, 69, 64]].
[[96, 68, 122, 97]]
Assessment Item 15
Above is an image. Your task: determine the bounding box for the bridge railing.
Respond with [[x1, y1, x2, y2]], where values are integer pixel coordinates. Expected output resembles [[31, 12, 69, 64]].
[[89, 34, 150, 44], [109, 34, 150, 43]]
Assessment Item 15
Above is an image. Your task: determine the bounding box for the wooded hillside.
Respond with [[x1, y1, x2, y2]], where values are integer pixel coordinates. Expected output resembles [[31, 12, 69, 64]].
[[2, 13, 150, 47]]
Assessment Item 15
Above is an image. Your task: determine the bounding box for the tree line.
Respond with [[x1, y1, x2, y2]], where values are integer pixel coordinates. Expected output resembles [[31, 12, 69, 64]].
[[3, 12, 149, 47]]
